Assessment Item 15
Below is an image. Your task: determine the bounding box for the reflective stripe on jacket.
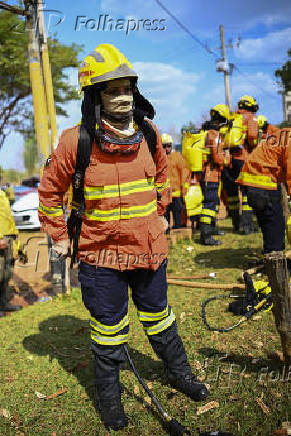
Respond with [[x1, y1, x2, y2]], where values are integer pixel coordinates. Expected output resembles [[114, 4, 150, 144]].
[[237, 128, 291, 192], [38, 122, 171, 271]]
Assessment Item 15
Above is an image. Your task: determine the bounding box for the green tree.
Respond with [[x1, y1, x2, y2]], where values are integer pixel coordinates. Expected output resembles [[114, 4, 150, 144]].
[[4, 168, 22, 184], [23, 135, 39, 176], [0, 10, 82, 148], [275, 49, 291, 93], [181, 121, 196, 135]]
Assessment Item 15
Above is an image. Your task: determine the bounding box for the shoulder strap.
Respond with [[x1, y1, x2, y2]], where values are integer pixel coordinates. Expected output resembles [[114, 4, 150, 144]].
[[72, 120, 157, 203], [139, 119, 157, 159], [72, 124, 93, 205]]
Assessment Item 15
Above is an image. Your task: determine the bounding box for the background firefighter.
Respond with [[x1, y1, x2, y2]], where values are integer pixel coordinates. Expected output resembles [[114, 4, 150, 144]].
[[0, 187, 22, 317], [237, 128, 291, 255], [38, 44, 208, 432], [257, 114, 281, 140], [162, 133, 190, 231], [222, 95, 259, 234], [199, 104, 230, 246]]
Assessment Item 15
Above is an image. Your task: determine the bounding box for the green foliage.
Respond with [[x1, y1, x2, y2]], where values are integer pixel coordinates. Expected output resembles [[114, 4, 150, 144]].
[[0, 10, 82, 148], [181, 121, 196, 134], [2, 168, 23, 183], [275, 48, 291, 93], [23, 135, 39, 176]]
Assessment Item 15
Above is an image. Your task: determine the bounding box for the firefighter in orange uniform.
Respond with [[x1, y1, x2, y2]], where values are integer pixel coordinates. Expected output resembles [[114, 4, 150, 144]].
[[222, 95, 259, 234], [237, 128, 291, 253], [38, 44, 208, 431], [200, 105, 230, 245], [162, 133, 190, 230], [257, 115, 280, 140]]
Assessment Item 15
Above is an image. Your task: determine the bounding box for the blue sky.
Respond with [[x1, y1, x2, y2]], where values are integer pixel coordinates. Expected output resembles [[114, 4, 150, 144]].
[[1, 0, 291, 169]]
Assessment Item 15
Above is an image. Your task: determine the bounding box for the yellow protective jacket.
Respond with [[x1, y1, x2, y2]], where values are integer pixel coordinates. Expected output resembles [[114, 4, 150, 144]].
[[0, 190, 18, 238], [167, 151, 190, 197]]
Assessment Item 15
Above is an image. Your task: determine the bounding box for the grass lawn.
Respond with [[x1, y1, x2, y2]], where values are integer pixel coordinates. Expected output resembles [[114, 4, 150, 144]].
[[0, 219, 290, 435]]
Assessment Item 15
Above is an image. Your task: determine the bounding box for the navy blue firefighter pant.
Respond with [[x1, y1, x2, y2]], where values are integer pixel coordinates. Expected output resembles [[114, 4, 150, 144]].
[[246, 186, 285, 253], [78, 260, 175, 349]]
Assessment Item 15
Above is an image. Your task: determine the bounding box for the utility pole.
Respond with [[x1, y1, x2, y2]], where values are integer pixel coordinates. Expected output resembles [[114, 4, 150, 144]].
[[24, 0, 50, 162], [219, 25, 232, 110], [37, 0, 58, 152]]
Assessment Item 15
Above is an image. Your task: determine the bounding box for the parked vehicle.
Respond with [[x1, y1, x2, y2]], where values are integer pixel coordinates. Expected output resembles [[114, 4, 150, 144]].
[[12, 192, 40, 230]]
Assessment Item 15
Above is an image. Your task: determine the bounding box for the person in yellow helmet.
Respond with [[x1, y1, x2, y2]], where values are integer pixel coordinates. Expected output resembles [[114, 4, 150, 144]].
[[199, 104, 230, 245], [161, 133, 190, 231], [257, 115, 280, 140], [222, 95, 259, 234], [0, 181, 22, 317], [38, 44, 208, 431]]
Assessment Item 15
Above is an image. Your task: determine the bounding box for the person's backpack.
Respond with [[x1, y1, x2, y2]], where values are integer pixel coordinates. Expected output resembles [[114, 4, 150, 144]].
[[224, 113, 246, 150], [67, 121, 157, 267], [182, 130, 207, 172]]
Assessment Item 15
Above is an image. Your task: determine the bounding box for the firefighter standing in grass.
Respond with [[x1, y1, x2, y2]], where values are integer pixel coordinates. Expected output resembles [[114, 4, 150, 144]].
[[161, 133, 190, 230], [222, 95, 259, 234], [199, 104, 230, 246], [38, 44, 208, 432]]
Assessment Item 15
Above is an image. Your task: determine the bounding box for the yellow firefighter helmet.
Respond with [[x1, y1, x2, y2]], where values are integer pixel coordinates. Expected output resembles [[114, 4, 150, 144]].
[[78, 44, 137, 91]]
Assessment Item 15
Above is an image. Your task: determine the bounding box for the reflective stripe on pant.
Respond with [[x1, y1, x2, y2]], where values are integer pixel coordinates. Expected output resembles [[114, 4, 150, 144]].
[[165, 197, 183, 228], [78, 260, 175, 347], [246, 186, 285, 253], [200, 181, 219, 225]]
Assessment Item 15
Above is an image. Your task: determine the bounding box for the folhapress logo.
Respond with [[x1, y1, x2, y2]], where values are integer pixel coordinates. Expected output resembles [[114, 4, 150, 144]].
[[75, 15, 166, 35]]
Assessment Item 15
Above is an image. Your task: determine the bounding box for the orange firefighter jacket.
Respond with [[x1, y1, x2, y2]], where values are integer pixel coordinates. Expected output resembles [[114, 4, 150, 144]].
[[231, 109, 258, 161], [38, 122, 171, 271], [167, 151, 190, 197], [261, 123, 280, 140], [202, 130, 230, 183], [237, 128, 291, 192]]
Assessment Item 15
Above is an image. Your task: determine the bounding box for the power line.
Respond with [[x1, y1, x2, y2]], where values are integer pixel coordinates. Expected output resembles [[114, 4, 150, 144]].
[[0, 1, 28, 15], [232, 64, 279, 101], [154, 0, 219, 59], [154, 0, 280, 103]]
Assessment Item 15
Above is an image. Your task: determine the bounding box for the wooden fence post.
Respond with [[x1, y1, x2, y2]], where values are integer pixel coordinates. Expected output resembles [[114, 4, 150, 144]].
[[264, 251, 291, 364]]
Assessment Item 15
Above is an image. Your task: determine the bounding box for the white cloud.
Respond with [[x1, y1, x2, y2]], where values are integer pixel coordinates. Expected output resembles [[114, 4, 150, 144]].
[[133, 61, 201, 127], [202, 71, 282, 124], [234, 27, 291, 62]]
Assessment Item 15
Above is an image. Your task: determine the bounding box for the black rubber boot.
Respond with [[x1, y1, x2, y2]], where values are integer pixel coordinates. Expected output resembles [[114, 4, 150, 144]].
[[93, 344, 128, 431], [148, 322, 209, 401], [240, 211, 254, 235], [200, 224, 222, 246], [211, 220, 225, 236], [229, 211, 239, 233]]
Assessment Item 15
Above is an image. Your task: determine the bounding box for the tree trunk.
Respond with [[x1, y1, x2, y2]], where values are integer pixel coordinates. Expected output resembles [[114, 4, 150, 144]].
[[264, 251, 291, 364]]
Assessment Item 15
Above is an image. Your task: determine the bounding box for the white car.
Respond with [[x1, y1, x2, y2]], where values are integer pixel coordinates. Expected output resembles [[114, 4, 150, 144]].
[[12, 192, 40, 230]]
